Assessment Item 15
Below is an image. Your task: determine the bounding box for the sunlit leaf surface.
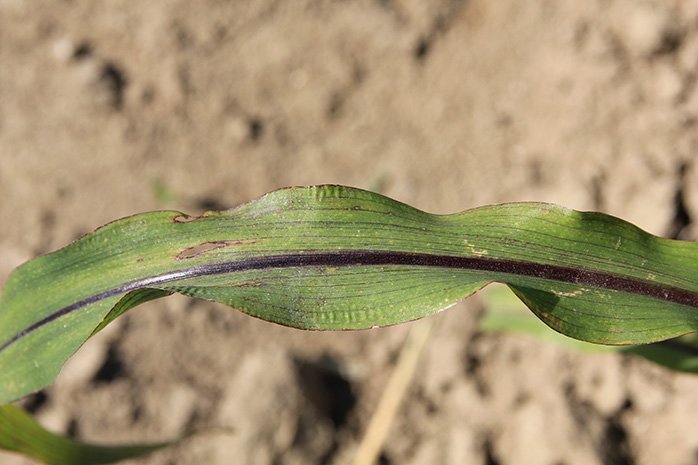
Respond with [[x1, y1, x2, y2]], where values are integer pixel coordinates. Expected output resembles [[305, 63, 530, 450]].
[[2, 185, 698, 405]]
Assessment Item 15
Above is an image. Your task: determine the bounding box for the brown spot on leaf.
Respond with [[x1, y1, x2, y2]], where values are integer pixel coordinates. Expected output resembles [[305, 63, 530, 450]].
[[176, 240, 260, 259], [172, 214, 195, 223], [177, 241, 231, 259]]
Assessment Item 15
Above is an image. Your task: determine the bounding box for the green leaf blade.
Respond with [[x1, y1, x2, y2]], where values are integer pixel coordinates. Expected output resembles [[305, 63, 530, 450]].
[[167, 265, 491, 330], [0, 404, 174, 465], [2, 185, 698, 403]]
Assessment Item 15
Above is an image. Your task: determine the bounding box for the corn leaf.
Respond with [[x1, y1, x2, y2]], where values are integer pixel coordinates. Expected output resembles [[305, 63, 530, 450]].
[[480, 285, 698, 373], [0, 404, 174, 465], [2, 185, 698, 404]]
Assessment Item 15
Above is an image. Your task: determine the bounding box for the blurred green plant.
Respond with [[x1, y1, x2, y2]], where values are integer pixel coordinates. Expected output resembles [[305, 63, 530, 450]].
[[150, 177, 178, 207], [0, 404, 176, 465]]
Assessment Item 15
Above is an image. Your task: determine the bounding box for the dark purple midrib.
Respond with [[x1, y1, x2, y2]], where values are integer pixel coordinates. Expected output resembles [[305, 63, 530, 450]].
[[2, 250, 697, 352]]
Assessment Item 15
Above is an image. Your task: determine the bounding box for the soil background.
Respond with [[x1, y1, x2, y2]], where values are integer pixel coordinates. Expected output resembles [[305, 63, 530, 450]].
[[3, 1, 698, 464]]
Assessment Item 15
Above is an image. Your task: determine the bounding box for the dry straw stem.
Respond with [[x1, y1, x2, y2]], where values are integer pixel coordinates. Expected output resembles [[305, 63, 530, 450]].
[[352, 318, 435, 465]]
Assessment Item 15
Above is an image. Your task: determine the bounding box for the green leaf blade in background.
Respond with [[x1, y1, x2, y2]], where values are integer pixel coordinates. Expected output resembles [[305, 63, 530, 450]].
[[2, 184, 698, 403], [0, 404, 175, 465]]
